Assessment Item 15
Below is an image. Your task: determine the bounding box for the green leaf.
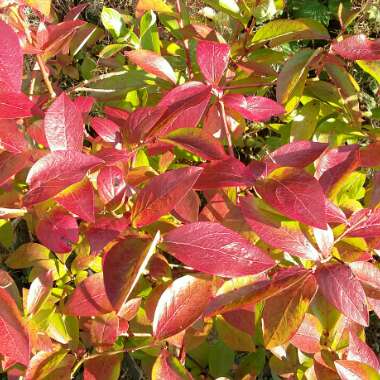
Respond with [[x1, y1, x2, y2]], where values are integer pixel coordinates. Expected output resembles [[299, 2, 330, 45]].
[[140, 10, 161, 53], [357, 60, 380, 84], [0, 220, 12, 248], [205, 0, 240, 15], [290, 100, 320, 141], [276, 49, 315, 105], [99, 44, 128, 59], [289, 0, 330, 25], [101, 7, 127, 39], [208, 341, 235, 378], [251, 18, 330, 47]]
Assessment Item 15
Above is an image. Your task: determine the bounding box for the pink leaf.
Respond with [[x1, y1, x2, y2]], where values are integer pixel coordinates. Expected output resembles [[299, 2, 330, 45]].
[[315, 264, 369, 326], [153, 275, 213, 339], [347, 208, 380, 238], [44, 92, 83, 151], [126, 49, 177, 83], [173, 190, 200, 223], [349, 261, 380, 299], [290, 313, 322, 353], [24, 150, 103, 205], [331, 34, 380, 61], [97, 165, 126, 204], [0, 93, 36, 119], [255, 167, 327, 229], [0, 120, 29, 153], [0, 21, 23, 93], [152, 349, 193, 380], [196, 40, 230, 85], [162, 221, 275, 277], [0, 151, 30, 187], [240, 196, 321, 260], [26, 271, 52, 315], [347, 333, 380, 371], [91, 117, 120, 143], [223, 94, 285, 122], [64, 273, 113, 316], [0, 287, 29, 366], [335, 360, 380, 380], [36, 211, 79, 253], [54, 178, 95, 223], [132, 166, 203, 227]]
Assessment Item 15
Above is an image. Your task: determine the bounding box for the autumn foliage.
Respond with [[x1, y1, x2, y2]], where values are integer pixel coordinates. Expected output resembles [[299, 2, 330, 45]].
[[0, 0, 379, 379]]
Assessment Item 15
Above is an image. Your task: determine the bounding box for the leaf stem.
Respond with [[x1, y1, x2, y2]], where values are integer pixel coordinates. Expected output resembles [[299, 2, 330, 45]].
[[36, 55, 57, 98], [218, 100, 234, 156]]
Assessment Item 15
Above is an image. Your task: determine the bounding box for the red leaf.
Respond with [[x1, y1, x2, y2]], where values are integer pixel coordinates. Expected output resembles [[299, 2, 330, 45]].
[[331, 34, 380, 61], [263, 272, 317, 348], [123, 106, 166, 144], [36, 211, 79, 253], [240, 196, 321, 260], [194, 157, 253, 189], [132, 166, 203, 227], [97, 165, 126, 204], [154, 81, 211, 137], [173, 190, 200, 223], [44, 93, 83, 151], [347, 208, 380, 238], [160, 128, 227, 160], [0, 93, 36, 119], [360, 142, 380, 168], [64, 273, 113, 316], [84, 353, 122, 380], [86, 313, 119, 347], [315, 145, 360, 196], [25, 351, 75, 380], [223, 94, 285, 122], [74, 95, 95, 117], [196, 40, 230, 85], [0, 151, 30, 187], [205, 267, 310, 317], [162, 221, 275, 277], [64, 3, 89, 21], [0, 287, 29, 366], [255, 167, 327, 229], [153, 275, 213, 339], [152, 349, 193, 380], [0, 120, 28, 153], [335, 360, 380, 380], [347, 333, 380, 371], [85, 216, 129, 253], [91, 117, 120, 143], [24, 150, 103, 205], [103, 234, 159, 311], [0, 21, 23, 93], [54, 178, 95, 223], [290, 313, 322, 353], [264, 141, 327, 168], [126, 49, 177, 83], [315, 264, 368, 326], [28, 120, 48, 147]]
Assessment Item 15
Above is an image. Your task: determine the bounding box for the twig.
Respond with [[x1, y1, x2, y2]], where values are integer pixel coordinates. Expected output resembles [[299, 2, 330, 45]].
[[222, 82, 274, 90], [66, 71, 127, 94], [218, 100, 234, 156], [36, 55, 56, 98]]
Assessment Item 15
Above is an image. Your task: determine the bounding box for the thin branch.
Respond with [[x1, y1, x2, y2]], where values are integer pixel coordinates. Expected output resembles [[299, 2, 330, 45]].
[[222, 82, 274, 90], [218, 100, 234, 156], [36, 55, 56, 98]]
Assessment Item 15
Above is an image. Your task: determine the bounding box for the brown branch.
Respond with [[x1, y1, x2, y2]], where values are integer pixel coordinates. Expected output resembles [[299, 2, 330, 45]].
[[218, 100, 234, 156]]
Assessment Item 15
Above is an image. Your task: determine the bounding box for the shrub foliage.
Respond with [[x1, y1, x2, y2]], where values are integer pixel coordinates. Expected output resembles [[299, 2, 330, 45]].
[[0, 0, 379, 379]]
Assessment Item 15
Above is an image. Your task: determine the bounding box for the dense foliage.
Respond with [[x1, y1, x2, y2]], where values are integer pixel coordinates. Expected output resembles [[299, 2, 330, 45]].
[[0, 0, 379, 379]]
